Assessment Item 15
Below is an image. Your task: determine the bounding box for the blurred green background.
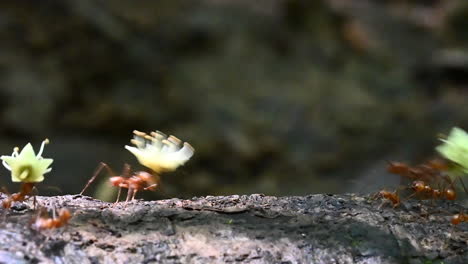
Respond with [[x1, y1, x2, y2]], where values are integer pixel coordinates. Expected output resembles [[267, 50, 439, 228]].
[[1, 0, 468, 200]]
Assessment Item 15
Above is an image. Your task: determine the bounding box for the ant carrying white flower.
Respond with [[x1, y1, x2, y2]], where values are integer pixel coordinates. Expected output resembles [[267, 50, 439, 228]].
[[80, 130, 195, 203]]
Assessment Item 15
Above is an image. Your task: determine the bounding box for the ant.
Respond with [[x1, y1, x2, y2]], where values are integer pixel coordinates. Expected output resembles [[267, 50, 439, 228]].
[[80, 162, 160, 203], [374, 190, 401, 208], [387, 159, 449, 183], [1, 183, 37, 209], [32, 208, 72, 230], [410, 180, 456, 201], [451, 212, 467, 225], [388, 159, 468, 195]]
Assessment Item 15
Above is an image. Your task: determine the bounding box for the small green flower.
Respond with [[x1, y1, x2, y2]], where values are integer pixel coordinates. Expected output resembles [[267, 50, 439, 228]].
[[436, 127, 468, 173], [1, 139, 53, 183]]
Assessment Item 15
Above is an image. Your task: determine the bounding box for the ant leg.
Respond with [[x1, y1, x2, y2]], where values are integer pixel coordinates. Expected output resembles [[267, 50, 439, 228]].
[[377, 200, 386, 209], [31, 186, 40, 210], [399, 186, 419, 204], [143, 184, 158, 191], [131, 190, 138, 201], [403, 191, 418, 201], [125, 188, 133, 203], [80, 162, 115, 195], [456, 176, 468, 194], [115, 187, 122, 203], [111, 187, 123, 208]]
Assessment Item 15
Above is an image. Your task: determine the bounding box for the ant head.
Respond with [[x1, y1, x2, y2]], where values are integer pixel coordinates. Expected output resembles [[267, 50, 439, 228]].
[[412, 181, 425, 192]]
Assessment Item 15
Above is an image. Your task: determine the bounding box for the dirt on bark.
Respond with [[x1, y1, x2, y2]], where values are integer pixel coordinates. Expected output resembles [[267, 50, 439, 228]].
[[0, 194, 466, 264]]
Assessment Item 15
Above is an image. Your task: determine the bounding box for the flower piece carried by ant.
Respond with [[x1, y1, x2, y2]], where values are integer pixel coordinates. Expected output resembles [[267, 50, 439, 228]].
[[374, 190, 401, 208], [80, 130, 194, 203], [125, 130, 195, 174], [436, 127, 468, 173], [32, 207, 72, 230], [451, 212, 467, 225]]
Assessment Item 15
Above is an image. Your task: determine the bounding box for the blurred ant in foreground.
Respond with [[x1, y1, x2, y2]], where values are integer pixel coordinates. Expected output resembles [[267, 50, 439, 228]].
[[80, 163, 160, 203], [33, 207, 72, 230]]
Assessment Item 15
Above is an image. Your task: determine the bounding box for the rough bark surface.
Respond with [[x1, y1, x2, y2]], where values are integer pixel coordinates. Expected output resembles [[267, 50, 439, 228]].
[[0, 194, 466, 264]]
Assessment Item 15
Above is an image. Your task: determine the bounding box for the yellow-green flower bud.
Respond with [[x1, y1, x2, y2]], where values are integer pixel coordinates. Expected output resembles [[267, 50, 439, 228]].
[[1, 139, 53, 183]]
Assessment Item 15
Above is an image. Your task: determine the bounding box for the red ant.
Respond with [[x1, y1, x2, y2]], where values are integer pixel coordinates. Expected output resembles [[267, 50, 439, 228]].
[[388, 159, 468, 195], [1, 183, 37, 209], [374, 190, 401, 208], [387, 159, 449, 183], [410, 180, 456, 201], [32, 208, 72, 230], [80, 162, 160, 203], [451, 212, 467, 225]]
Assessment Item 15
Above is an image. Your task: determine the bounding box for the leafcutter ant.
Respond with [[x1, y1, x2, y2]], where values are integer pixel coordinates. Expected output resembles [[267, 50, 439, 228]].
[[32, 207, 72, 230], [374, 190, 401, 208], [410, 180, 456, 201], [1, 183, 38, 209], [80, 130, 194, 204], [387, 159, 449, 183], [80, 162, 160, 203]]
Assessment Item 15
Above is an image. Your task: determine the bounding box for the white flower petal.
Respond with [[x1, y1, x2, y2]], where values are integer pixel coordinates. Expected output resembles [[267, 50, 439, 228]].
[[125, 131, 194, 173]]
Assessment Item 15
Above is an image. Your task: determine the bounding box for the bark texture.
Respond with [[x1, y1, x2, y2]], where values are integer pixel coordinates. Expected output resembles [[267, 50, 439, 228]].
[[0, 194, 466, 264]]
